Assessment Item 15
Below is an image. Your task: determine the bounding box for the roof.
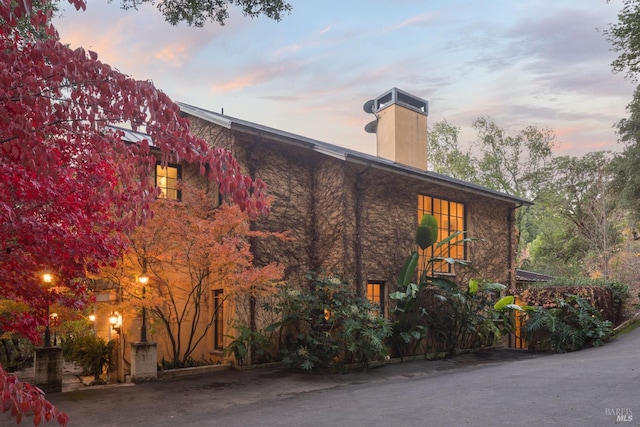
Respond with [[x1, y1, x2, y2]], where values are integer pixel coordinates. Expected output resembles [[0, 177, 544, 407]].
[[176, 102, 532, 206], [515, 269, 555, 283], [109, 125, 153, 145]]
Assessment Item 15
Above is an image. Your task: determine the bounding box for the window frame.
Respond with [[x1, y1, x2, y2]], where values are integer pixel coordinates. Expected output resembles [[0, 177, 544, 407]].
[[418, 195, 467, 275], [213, 289, 224, 351], [366, 281, 385, 317], [155, 162, 182, 201]]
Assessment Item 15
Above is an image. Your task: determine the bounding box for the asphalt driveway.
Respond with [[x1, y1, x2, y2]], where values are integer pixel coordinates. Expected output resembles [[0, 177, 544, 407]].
[[46, 326, 639, 427]]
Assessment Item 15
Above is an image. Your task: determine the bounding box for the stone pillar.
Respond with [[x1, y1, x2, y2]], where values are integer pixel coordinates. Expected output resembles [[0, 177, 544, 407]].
[[130, 342, 157, 383], [33, 347, 63, 393]]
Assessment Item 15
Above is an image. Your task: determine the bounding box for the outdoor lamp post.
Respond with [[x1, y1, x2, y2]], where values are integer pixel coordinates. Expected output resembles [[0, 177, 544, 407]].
[[42, 273, 53, 347], [138, 274, 149, 342]]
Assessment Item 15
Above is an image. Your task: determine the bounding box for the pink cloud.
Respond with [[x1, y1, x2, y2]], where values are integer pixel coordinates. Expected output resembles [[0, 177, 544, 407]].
[[391, 12, 439, 31]]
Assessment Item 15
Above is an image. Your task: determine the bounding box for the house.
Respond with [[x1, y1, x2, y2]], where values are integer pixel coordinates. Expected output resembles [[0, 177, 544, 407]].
[[98, 88, 531, 375], [179, 87, 531, 325]]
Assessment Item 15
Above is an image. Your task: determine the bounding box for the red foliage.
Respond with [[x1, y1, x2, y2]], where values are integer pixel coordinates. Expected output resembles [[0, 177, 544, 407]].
[[0, 0, 268, 340], [0, 365, 67, 426]]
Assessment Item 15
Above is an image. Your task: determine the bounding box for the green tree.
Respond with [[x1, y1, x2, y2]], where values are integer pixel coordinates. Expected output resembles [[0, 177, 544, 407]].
[[525, 194, 591, 277], [612, 86, 640, 221], [539, 153, 622, 278], [428, 117, 557, 263], [472, 117, 556, 200], [604, 0, 640, 81], [117, 0, 292, 26], [427, 119, 477, 182]]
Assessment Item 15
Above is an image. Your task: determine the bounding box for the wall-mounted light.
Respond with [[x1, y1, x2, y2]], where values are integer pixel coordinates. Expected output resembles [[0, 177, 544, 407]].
[[109, 311, 122, 333]]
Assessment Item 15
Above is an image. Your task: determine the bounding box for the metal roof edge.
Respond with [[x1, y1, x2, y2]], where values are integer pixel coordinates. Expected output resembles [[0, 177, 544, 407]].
[[177, 102, 232, 129], [178, 103, 532, 206]]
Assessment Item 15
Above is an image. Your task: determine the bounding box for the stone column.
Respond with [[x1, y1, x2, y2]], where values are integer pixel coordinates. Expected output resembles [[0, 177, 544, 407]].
[[33, 347, 63, 393], [130, 342, 157, 383]]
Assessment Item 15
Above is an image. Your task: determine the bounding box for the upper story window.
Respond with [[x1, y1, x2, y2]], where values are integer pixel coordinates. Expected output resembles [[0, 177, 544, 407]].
[[418, 195, 466, 274], [156, 163, 181, 201]]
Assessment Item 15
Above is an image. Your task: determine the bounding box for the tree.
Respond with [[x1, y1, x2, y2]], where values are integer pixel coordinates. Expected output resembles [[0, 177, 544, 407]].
[[0, 366, 68, 426], [427, 120, 477, 182], [428, 117, 557, 263], [118, 0, 292, 27], [429, 117, 556, 200], [0, 0, 269, 340], [472, 117, 556, 200], [102, 185, 285, 366], [543, 153, 622, 278], [604, 0, 640, 81], [1, 0, 270, 424], [612, 85, 640, 221]]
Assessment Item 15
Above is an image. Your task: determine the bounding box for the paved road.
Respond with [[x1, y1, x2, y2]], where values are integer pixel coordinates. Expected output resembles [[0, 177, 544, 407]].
[[47, 327, 640, 427]]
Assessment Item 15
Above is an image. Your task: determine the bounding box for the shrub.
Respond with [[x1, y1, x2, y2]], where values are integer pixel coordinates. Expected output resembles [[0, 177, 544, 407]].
[[62, 334, 115, 382], [390, 214, 520, 358], [223, 323, 272, 366], [391, 279, 514, 356], [265, 274, 392, 371], [524, 294, 612, 353], [521, 278, 629, 325]]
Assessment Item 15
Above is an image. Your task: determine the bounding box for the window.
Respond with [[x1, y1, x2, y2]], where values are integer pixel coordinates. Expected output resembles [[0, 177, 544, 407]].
[[156, 163, 181, 201], [367, 281, 385, 316], [213, 290, 224, 350], [418, 195, 466, 274]]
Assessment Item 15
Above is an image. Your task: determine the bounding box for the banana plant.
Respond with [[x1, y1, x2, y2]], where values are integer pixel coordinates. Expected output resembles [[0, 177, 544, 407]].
[[390, 214, 522, 357]]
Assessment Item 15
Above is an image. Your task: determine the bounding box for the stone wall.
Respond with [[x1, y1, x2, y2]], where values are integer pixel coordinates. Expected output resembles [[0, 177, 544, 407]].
[[188, 117, 517, 298], [182, 116, 519, 357]]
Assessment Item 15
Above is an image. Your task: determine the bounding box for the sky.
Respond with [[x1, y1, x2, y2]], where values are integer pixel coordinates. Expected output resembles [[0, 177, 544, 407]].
[[53, 0, 635, 158]]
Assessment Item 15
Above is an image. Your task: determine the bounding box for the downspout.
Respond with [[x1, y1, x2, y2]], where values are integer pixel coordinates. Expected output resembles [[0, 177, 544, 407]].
[[507, 204, 523, 291], [507, 205, 518, 350], [354, 166, 371, 297]]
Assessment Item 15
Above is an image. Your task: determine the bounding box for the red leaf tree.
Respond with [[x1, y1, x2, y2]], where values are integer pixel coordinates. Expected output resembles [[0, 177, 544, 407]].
[[0, 1, 268, 424], [0, 0, 268, 337], [103, 184, 285, 366]]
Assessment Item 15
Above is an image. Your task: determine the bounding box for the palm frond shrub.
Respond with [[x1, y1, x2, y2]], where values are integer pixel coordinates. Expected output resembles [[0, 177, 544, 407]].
[[524, 294, 612, 353], [390, 215, 520, 358], [265, 274, 392, 371]]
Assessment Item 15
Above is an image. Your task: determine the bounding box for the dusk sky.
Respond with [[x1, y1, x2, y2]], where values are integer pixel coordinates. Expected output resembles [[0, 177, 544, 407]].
[[54, 0, 634, 158]]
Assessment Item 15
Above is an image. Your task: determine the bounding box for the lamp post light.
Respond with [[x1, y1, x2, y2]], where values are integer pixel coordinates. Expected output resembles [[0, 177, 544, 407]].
[[49, 312, 59, 346], [138, 274, 149, 342], [42, 273, 53, 347]]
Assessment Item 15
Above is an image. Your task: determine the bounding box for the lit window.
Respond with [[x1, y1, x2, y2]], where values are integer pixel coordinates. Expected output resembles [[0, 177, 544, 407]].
[[156, 163, 181, 201], [418, 195, 466, 274], [367, 281, 385, 316], [213, 290, 224, 350]]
